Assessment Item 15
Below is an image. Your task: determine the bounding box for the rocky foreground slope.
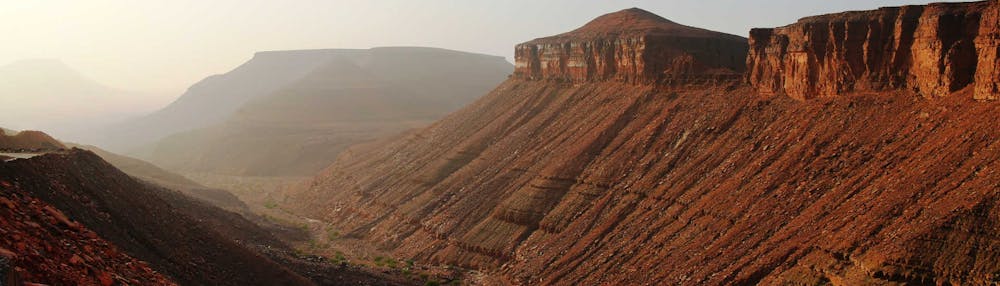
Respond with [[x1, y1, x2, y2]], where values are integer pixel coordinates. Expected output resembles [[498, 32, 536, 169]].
[[0, 180, 174, 285], [1, 149, 414, 285], [286, 4, 1000, 285]]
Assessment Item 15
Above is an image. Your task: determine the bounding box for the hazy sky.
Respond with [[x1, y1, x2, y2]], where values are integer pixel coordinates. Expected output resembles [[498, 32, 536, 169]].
[[0, 0, 964, 98]]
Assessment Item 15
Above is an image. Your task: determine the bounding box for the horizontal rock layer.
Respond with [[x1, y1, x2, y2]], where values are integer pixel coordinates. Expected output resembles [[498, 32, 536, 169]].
[[513, 9, 748, 84], [748, 1, 1000, 100]]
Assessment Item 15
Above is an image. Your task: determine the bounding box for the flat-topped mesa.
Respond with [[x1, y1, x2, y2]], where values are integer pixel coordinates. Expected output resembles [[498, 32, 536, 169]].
[[513, 8, 749, 85], [748, 0, 1000, 100]]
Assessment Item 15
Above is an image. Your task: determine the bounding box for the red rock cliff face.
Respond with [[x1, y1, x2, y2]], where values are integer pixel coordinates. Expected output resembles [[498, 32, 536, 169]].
[[514, 8, 748, 84], [748, 0, 1000, 100]]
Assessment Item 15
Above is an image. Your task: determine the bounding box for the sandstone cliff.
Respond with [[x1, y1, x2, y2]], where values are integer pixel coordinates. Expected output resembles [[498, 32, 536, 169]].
[[748, 0, 1000, 100], [514, 8, 747, 84]]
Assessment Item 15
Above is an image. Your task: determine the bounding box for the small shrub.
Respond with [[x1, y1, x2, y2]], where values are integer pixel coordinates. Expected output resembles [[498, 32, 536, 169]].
[[263, 201, 278, 209], [385, 258, 398, 268]]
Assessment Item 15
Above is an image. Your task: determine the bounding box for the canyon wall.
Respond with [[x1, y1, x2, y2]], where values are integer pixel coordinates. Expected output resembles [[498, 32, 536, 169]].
[[748, 1, 1000, 100], [513, 8, 747, 84], [286, 5, 1000, 285]]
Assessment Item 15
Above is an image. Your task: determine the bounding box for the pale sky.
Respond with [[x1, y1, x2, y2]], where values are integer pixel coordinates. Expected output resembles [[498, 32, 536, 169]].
[[0, 0, 965, 98]]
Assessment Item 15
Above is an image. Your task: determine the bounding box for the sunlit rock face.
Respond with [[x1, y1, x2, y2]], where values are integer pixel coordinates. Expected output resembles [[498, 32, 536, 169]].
[[748, 0, 1000, 101], [513, 8, 748, 85]]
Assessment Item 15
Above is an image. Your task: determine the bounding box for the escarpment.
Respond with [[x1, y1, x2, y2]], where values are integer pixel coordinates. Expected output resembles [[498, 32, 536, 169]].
[[513, 8, 748, 84], [748, 0, 1000, 100], [286, 3, 1000, 285]]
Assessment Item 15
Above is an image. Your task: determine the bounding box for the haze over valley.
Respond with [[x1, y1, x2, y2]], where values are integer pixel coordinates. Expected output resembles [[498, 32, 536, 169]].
[[1, 1, 998, 285]]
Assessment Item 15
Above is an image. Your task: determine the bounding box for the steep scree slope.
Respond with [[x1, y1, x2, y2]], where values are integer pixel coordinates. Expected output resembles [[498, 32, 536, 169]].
[[286, 5, 1000, 285]]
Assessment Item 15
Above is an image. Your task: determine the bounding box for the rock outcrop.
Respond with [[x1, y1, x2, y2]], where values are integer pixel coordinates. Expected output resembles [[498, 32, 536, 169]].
[[0, 129, 65, 151], [748, 0, 1000, 100], [514, 8, 747, 84]]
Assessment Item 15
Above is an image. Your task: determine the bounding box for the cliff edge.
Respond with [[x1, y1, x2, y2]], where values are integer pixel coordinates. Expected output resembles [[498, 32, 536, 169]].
[[748, 0, 1000, 100]]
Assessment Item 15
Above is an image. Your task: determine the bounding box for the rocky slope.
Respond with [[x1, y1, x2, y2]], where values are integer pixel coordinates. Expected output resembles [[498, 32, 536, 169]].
[[285, 5, 1000, 285], [0, 180, 174, 285], [514, 8, 747, 84], [0, 149, 412, 285], [69, 143, 250, 212], [145, 47, 512, 176], [748, 1, 1000, 101]]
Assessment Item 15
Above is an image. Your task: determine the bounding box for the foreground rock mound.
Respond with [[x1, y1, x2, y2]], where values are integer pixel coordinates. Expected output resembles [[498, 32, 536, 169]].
[[286, 3, 1000, 285], [514, 8, 747, 84], [748, 0, 1000, 100], [0, 181, 174, 285]]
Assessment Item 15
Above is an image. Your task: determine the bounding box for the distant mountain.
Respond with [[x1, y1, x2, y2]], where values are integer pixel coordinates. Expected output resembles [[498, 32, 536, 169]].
[[144, 47, 512, 176], [0, 59, 152, 143], [96, 50, 367, 152]]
